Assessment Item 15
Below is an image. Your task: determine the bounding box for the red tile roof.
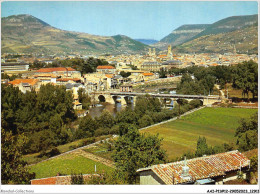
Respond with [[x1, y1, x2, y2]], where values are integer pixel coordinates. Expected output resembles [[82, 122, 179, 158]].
[[137, 150, 250, 185], [36, 67, 76, 73], [9, 79, 38, 86], [105, 74, 114, 78], [31, 177, 56, 185], [142, 73, 154, 76], [31, 174, 99, 185], [97, 65, 115, 69], [57, 78, 81, 82], [34, 74, 58, 78], [158, 54, 167, 58]]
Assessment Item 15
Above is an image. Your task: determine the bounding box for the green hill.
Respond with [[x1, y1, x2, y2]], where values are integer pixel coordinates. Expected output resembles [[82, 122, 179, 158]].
[[160, 24, 209, 45], [192, 14, 258, 40], [154, 14, 258, 53], [1, 14, 152, 55], [174, 25, 258, 54]]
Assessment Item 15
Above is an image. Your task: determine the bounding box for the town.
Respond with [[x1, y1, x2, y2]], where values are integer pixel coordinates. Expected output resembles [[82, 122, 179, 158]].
[[1, 1, 258, 192]]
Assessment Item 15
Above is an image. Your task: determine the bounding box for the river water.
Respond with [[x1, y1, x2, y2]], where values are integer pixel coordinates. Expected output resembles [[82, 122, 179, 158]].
[[88, 102, 134, 118], [88, 90, 176, 118]]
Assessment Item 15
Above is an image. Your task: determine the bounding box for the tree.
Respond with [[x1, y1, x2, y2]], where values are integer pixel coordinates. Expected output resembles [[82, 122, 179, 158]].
[[138, 114, 154, 128], [134, 95, 161, 117], [232, 60, 258, 99], [158, 68, 167, 78], [235, 113, 258, 151], [96, 110, 115, 129], [195, 136, 210, 157], [115, 109, 138, 126], [49, 114, 63, 134], [112, 127, 167, 184], [1, 84, 23, 134], [120, 71, 131, 78], [78, 115, 98, 137], [78, 88, 91, 109], [1, 128, 35, 184]]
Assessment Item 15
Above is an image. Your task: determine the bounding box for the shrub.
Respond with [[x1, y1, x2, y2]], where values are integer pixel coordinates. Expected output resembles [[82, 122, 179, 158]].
[[189, 99, 202, 108], [48, 148, 61, 157], [138, 114, 154, 128], [250, 155, 258, 172], [94, 128, 109, 137], [110, 125, 120, 135], [71, 173, 84, 184], [69, 145, 77, 150]]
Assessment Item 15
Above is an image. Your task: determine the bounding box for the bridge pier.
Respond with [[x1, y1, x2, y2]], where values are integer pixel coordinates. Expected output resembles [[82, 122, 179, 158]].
[[171, 98, 178, 107], [132, 96, 137, 106], [121, 96, 127, 105]]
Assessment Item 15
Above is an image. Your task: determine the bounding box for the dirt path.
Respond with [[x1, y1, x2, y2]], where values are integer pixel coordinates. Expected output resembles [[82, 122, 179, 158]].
[[215, 84, 225, 98], [74, 149, 115, 168]]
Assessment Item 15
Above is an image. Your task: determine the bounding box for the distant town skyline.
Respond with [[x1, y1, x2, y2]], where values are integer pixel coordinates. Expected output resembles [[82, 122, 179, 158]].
[[1, 1, 258, 40]]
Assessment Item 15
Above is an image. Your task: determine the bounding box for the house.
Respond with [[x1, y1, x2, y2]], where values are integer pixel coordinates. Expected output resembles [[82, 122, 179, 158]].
[[141, 62, 162, 72], [1, 62, 29, 72], [56, 78, 82, 85], [35, 67, 81, 78], [73, 101, 82, 110], [96, 65, 116, 74], [33, 74, 59, 84], [83, 73, 117, 90], [120, 84, 133, 92], [104, 74, 117, 89], [161, 60, 182, 70], [142, 72, 156, 81], [8, 79, 39, 93], [137, 150, 250, 185]]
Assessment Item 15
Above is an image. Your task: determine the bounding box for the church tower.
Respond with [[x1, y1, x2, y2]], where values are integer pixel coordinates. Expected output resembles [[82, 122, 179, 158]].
[[153, 48, 156, 56], [148, 48, 152, 56], [233, 44, 237, 54], [167, 45, 173, 60]]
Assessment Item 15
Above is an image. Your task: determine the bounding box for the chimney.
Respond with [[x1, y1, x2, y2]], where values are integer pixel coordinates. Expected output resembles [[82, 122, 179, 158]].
[[181, 157, 190, 179]]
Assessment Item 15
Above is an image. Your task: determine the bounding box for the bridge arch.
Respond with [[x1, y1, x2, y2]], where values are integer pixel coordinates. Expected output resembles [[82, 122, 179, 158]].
[[112, 95, 119, 103], [98, 95, 106, 103]]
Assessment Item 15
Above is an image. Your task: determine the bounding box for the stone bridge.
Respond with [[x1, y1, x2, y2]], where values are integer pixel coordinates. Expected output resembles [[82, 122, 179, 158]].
[[90, 91, 222, 106]]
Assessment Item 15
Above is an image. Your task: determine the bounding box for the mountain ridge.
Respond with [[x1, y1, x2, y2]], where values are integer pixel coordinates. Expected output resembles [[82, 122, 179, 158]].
[[153, 14, 258, 53], [1, 14, 153, 55], [134, 39, 158, 45]]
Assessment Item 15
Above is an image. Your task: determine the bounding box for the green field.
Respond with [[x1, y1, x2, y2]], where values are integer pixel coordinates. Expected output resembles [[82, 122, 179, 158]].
[[22, 135, 111, 165], [141, 107, 257, 161], [84, 143, 114, 161], [29, 153, 113, 179]]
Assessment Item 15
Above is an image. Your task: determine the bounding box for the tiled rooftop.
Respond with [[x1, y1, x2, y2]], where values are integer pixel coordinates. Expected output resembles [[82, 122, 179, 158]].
[[97, 65, 115, 69], [137, 150, 250, 185], [9, 79, 38, 86], [36, 67, 76, 73], [31, 174, 99, 185], [142, 73, 154, 76]]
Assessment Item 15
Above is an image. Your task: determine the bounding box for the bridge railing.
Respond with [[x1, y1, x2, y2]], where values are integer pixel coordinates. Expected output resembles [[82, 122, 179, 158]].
[[109, 92, 220, 99]]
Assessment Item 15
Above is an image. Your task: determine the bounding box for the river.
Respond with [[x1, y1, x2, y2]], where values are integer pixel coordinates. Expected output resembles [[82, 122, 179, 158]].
[[88, 102, 134, 118], [88, 90, 176, 118]]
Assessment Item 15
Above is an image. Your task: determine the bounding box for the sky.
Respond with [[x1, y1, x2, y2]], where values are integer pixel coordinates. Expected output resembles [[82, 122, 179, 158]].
[[1, 1, 258, 40]]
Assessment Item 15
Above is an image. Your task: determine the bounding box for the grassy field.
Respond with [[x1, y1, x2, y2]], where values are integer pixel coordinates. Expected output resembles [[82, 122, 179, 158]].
[[22, 135, 111, 165], [141, 107, 257, 161], [28, 153, 113, 179], [224, 83, 253, 99], [84, 143, 114, 161]]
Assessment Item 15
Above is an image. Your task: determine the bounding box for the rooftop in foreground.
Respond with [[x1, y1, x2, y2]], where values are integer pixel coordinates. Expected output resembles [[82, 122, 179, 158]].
[[137, 150, 250, 185]]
